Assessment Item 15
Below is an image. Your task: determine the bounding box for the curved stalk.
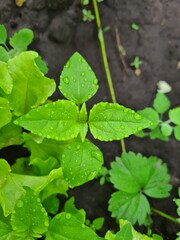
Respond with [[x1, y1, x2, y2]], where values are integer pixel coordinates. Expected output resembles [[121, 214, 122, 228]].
[[151, 207, 180, 224]]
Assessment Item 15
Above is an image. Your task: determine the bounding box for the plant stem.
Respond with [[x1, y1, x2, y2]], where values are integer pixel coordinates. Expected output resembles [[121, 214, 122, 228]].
[[151, 207, 180, 224], [92, 0, 126, 152]]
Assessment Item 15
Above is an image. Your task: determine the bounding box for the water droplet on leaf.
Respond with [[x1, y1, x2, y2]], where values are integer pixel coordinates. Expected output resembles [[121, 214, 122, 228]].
[[17, 200, 24, 208], [63, 77, 70, 84], [65, 213, 72, 220]]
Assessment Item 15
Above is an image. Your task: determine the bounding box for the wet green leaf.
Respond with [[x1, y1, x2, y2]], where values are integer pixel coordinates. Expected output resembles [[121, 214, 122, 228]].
[[89, 102, 151, 141], [59, 52, 98, 105], [0, 98, 12, 128], [0, 47, 9, 62], [115, 223, 133, 240], [138, 108, 159, 129], [0, 61, 13, 94], [7, 51, 56, 115], [61, 138, 103, 187], [0, 25, 7, 44]]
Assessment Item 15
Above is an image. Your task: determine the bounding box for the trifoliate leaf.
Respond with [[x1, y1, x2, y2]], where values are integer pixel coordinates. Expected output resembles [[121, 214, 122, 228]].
[[0, 61, 13, 94], [115, 223, 133, 240], [169, 107, 180, 125], [137, 108, 159, 129], [64, 197, 86, 223], [174, 125, 180, 141], [45, 212, 103, 240], [9, 28, 34, 51], [161, 123, 173, 137], [59, 52, 99, 105], [15, 100, 81, 141], [61, 138, 103, 187], [89, 102, 151, 141], [0, 122, 23, 150], [109, 152, 171, 224], [11, 187, 49, 238], [0, 25, 7, 44], [7, 51, 56, 115], [0, 98, 12, 128], [153, 93, 170, 114], [0, 46, 9, 62]]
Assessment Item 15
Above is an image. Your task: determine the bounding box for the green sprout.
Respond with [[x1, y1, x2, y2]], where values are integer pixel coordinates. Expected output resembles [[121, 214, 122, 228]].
[[131, 23, 140, 31], [130, 56, 142, 69], [82, 9, 95, 22]]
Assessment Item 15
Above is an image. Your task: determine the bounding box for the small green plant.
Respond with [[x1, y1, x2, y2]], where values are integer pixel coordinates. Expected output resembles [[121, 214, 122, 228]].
[[131, 23, 140, 31], [82, 9, 95, 22], [175, 189, 180, 239], [130, 56, 142, 69], [136, 92, 180, 141]]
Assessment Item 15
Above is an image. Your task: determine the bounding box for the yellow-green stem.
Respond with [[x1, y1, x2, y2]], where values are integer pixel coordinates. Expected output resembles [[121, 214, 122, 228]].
[[151, 207, 180, 224], [92, 0, 126, 152]]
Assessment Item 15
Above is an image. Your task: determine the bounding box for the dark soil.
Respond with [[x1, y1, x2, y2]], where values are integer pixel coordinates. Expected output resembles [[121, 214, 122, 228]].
[[0, 0, 180, 239]]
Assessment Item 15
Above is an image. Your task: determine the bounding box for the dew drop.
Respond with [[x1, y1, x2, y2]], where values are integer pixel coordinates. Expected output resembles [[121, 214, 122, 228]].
[[88, 171, 97, 181], [81, 72, 85, 77], [84, 78, 87, 82], [81, 58, 85, 63], [98, 135, 102, 140], [91, 150, 102, 162], [81, 223, 85, 229], [44, 220, 49, 227], [17, 200, 24, 208], [120, 125, 125, 129], [123, 108, 128, 113], [41, 208, 46, 213], [93, 79, 98, 84], [134, 113, 142, 120], [63, 77, 70, 84], [14, 120, 19, 125], [137, 126, 143, 131], [65, 61, 70, 68], [68, 145, 72, 149], [65, 213, 72, 220], [76, 144, 80, 150]]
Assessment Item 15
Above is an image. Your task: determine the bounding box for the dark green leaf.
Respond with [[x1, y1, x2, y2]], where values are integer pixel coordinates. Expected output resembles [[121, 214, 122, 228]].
[[15, 100, 80, 141], [0, 46, 9, 62], [161, 123, 173, 137], [7, 51, 56, 115], [59, 52, 99, 105], [137, 108, 159, 129], [11, 187, 49, 238], [89, 102, 151, 141], [169, 107, 180, 125], [0, 97, 12, 128], [9, 28, 34, 51], [174, 126, 180, 141], [0, 25, 7, 44], [153, 93, 170, 114], [43, 195, 59, 215], [61, 138, 103, 187], [45, 213, 103, 240]]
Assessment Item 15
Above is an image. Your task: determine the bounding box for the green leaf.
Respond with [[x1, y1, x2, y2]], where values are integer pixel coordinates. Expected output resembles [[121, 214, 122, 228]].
[[174, 125, 180, 141], [150, 126, 169, 141], [45, 212, 103, 240], [0, 97, 12, 128], [0, 122, 23, 150], [0, 206, 14, 240], [15, 100, 80, 141], [161, 123, 173, 137], [61, 138, 103, 187], [92, 217, 104, 230], [11, 187, 49, 238], [0, 160, 66, 216], [43, 195, 59, 215], [64, 197, 86, 223], [109, 191, 150, 225], [9, 28, 34, 51], [79, 103, 88, 141], [0, 46, 9, 62], [35, 55, 48, 74], [109, 152, 171, 225], [169, 107, 180, 125], [89, 102, 151, 141], [59, 52, 99, 105], [115, 223, 133, 240], [7, 51, 56, 115], [0, 25, 7, 44], [137, 108, 159, 129], [0, 61, 13, 94], [153, 93, 170, 114], [0, 159, 11, 187], [175, 188, 180, 238]]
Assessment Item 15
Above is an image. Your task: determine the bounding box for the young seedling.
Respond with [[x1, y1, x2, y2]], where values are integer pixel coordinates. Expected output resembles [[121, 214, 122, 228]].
[[136, 92, 180, 141], [82, 9, 95, 22], [131, 23, 140, 31], [130, 56, 142, 76]]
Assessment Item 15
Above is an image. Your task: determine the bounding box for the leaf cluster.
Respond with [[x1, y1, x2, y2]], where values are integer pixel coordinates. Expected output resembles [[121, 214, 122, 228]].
[[136, 93, 180, 141]]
